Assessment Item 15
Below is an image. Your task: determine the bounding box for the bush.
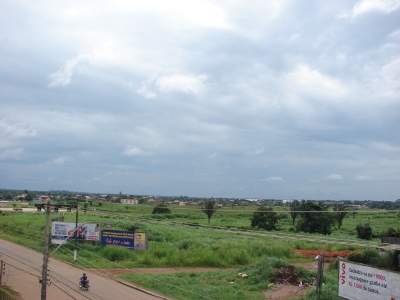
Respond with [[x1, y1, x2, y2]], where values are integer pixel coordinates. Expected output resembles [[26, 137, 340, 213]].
[[347, 252, 366, 264], [347, 248, 380, 265], [356, 223, 372, 240], [152, 204, 171, 214], [101, 245, 132, 262]]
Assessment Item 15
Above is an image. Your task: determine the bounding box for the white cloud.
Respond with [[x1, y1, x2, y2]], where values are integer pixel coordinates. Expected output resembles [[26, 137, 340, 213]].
[[355, 175, 373, 181], [370, 142, 400, 152], [51, 156, 69, 166], [324, 174, 343, 180], [137, 81, 157, 99], [48, 54, 89, 87], [0, 120, 37, 138], [340, 0, 400, 18], [156, 74, 208, 95], [285, 64, 348, 100], [246, 148, 264, 156], [266, 176, 283, 182], [122, 146, 151, 156], [0, 148, 24, 160]]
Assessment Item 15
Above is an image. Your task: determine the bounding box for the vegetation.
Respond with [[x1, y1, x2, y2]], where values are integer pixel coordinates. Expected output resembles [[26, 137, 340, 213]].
[[0, 285, 22, 300], [296, 201, 336, 235], [250, 206, 280, 230], [332, 203, 348, 229], [1, 191, 400, 299], [152, 204, 171, 214], [356, 223, 373, 240], [201, 199, 219, 223], [290, 200, 301, 226]]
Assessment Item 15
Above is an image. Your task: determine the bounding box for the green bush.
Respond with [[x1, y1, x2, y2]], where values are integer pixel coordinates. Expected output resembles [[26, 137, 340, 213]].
[[152, 204, 171, 214], [347, 248, 380, 265], [101, 245, 132, 262], [356, 223, 372, 240], [347, 252, 365, 263]]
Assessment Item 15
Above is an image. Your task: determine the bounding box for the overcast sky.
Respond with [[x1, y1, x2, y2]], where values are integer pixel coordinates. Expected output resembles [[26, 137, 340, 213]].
[[1, 0, 399, 200]]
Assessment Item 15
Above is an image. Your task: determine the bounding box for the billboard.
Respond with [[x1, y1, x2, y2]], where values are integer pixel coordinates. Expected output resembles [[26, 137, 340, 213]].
[[102, 230, 135, 249], [51, 222, 99, 244], [338, 260, 400, 299], [133, 232, 147, 250]]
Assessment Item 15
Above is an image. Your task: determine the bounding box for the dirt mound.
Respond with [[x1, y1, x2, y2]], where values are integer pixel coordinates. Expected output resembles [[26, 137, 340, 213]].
[[274, 265, 301, 285]]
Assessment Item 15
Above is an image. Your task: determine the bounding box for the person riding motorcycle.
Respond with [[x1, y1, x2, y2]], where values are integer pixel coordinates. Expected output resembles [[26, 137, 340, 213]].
[[80, 273, 88, 286]]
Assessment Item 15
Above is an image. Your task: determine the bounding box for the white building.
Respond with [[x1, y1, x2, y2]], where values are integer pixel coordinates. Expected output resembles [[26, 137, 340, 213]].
[[121, 198, 139, 205]]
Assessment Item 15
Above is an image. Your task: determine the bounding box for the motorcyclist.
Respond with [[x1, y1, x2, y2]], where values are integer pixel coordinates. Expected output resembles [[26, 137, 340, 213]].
[[80, 273, 88, 286]]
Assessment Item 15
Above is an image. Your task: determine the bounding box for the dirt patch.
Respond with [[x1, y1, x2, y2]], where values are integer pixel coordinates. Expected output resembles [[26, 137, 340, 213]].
[[265, 264, 312, 299], [265, 284, 309, 300], [293, 249, 360, 262]]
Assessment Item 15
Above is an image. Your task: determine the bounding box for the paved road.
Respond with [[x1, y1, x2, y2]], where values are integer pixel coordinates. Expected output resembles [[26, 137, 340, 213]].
[[0, 239, 167, 300]]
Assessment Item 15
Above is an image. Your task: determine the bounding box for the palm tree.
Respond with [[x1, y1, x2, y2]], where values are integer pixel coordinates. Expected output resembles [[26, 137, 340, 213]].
[[201, 199, 218, 224], [333, 203, 348, 229]]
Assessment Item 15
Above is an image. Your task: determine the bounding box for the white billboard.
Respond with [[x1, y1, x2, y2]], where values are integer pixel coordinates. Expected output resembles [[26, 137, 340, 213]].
[[338, 260, 400, 299], [51, 222, 99, 244]]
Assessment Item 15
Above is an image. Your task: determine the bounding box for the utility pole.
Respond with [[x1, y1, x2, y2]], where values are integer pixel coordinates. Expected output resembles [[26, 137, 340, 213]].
[[34, 202, 76, 300], [40, 202, 51, 300], [316, 253, 324, 300], [74, 200, 78, 261], [0, 260, 4, 285]]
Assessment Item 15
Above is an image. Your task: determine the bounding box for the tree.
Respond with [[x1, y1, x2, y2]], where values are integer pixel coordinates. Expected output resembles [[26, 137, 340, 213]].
[[333, 203, 348, 229], [201, 199, 218, 224], [356, 223, 372, 240], [290, 200, 301, 226], [251, 206, 280, 230], [296, 201, 336, 235], [25, 192, 36, 201], [152, 204, 171, 214]]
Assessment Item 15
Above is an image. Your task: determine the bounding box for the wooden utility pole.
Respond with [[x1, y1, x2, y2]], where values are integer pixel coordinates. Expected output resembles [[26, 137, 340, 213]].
[[0, 260, 4, 284], [316, 253, 324, 300], [41, 202, 51, 300]]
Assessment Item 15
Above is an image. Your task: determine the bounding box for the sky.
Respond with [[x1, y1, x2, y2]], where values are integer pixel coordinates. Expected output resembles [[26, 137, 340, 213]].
[[0, 0, 399, 200]]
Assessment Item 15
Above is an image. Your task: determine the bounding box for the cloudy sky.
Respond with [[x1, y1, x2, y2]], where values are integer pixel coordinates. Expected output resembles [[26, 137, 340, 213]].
[[1, 0, 399, 200]]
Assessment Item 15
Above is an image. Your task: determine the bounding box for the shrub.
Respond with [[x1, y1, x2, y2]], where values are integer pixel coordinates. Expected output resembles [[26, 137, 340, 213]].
[[347, 248, 380, 265], [356, 223, 372, 240], [102, 245, 132, 262], [152, 204, 171, 214]]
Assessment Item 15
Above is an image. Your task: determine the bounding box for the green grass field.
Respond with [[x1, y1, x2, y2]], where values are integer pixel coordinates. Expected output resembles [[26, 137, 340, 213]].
[[1, 202, 399, 299]]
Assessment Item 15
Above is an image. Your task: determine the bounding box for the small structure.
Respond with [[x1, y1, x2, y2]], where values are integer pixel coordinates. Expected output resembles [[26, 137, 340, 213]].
[[381, 234, 400, 245]]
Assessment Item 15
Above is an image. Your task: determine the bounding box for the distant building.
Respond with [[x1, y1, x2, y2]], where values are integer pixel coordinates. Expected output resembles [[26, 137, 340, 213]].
[[282, 199, 294, 204], [40, 195, 51, 202], [121, 198, 139, 205]]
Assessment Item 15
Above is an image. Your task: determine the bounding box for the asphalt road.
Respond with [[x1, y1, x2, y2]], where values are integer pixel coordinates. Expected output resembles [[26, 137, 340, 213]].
[[0, 239, 166, 300]]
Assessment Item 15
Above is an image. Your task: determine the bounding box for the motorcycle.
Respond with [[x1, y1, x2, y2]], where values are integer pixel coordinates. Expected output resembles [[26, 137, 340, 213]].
[[79, 280, 90, 291]]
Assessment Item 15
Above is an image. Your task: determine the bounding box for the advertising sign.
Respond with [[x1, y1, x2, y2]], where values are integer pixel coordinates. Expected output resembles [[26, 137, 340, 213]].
[[133, 232, 147, 250], [338, 260, 400, 299], [51, 222, 99, 244], [102, 230, 135, 249]]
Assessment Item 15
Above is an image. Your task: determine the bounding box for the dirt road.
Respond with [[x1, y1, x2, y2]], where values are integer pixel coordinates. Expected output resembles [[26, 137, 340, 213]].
[[0, 239, 167, 300]]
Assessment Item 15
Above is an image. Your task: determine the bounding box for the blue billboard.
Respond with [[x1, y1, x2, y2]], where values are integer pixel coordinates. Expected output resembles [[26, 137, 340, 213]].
[[101, 230, 134, 249]]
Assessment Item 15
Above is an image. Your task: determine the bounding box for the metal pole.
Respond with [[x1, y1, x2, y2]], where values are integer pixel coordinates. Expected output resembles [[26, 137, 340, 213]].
[[41, 202, 51, 300], [74, 201, 78, 261]]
